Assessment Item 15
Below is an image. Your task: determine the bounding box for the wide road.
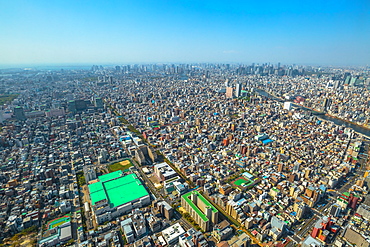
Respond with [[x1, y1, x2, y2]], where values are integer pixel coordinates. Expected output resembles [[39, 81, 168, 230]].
[[108, 100, 214, 234], [297, 215, 318, 238], [130, 158, 161, 199]]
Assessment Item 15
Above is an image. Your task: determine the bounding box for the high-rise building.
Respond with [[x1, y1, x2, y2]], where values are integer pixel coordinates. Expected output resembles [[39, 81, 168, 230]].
[[74, 100, 88, 111], [235, 83, 241, 97], [330, 204, 341, 217], [14, 106, 26, 121], [153, 200, 174, 220], [83, 166, 97, 183], [311, 216, 332, 239], [181, 191, 219, 231], [323, 98, 332, 110], [94, 98, 104, 108], [350, 77, 357, 86], [348, 195, 360, 209], [195, 118, 202, 126], [283, 102, 292, 111], [311, 224, 320, 238], [226, 87, 233, 99], [305, 169, 310, 179], [67, 100, 77, 113], [344, 75, 351, 85], [295, 202, 308, 220]]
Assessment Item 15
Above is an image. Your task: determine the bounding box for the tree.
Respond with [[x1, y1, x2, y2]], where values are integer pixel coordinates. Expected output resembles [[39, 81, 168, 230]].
[[77, 172, 86, 186]]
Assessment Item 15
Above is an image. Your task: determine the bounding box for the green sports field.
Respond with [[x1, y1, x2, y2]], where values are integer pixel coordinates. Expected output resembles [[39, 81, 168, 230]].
[[47, 214, 70, 229], [231, 176, 254, 189]]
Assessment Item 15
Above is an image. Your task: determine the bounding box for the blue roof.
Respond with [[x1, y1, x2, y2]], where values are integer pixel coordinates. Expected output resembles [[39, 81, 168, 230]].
[[262, 139, 273, 144], [236, 198, 247, 206], [319, 185, 327, 192], [242, 172, 253, 178]]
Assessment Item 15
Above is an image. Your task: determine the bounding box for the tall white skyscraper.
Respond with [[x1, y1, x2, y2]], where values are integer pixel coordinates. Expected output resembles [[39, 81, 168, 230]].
[[235, 83, 241, 97]]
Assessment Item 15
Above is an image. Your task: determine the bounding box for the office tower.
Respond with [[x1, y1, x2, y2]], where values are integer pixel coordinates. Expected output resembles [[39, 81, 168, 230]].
[[334, 80, 340, 89], [323, 98, 332, 110], [235, 83, 241, 97], [330, 204, 341, 217], [94, 98, 104, 108], [14, 106, 26, 121], [67, 100, 77, 113], [225, 79, 229, 87], [226, 87, 233, 98], [75, 100, 88, 111], [344, 75, 351, 85], [296, 203, 308, 220], [311, 224, 320, 238], [68, 100, 88, 113]]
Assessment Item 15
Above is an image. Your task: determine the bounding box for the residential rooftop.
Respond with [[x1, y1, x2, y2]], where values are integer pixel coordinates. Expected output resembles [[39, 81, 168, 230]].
[[182, 190, 218, 222]]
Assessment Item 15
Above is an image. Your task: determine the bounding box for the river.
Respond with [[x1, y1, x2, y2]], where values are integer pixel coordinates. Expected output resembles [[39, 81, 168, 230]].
[[255, 89, 370, 138]]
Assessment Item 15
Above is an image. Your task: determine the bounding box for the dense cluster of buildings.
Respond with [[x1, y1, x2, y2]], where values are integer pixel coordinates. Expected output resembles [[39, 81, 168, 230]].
[[260, 71, 370, 127], [0, 64, 369, 246], [0, 69, 131, 245]]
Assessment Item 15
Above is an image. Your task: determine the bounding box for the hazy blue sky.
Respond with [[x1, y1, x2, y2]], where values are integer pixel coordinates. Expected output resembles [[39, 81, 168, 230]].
[[1, 0, 369, 66]]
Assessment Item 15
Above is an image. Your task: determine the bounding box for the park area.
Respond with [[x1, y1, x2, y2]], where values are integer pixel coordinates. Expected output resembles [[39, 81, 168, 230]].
[[108, 159, 133, 172], [0, 94, 18, 105], [0, 226, 38, 246]]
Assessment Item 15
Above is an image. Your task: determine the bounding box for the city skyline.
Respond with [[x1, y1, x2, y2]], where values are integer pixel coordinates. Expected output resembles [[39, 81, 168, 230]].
[[0, 55, 370, 246], [1, 0, 370, 67]]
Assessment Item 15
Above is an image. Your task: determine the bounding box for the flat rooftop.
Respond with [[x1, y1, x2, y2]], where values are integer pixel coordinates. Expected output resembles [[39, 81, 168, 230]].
[[162, 223, 185, 244], [89, 171, 149, 208], [182, 191, 218, 222]]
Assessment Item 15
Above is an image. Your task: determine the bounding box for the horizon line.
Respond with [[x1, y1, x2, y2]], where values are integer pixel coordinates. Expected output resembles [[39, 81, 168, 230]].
[[0, 62, 369, 70]]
